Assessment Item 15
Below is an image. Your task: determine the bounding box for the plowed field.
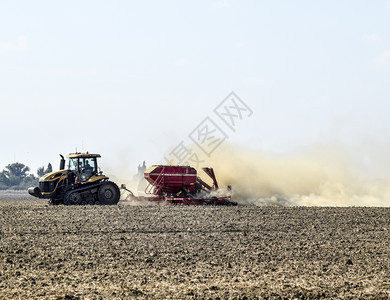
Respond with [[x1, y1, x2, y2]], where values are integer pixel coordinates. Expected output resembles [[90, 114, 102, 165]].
[[0, 195, 389, 299]]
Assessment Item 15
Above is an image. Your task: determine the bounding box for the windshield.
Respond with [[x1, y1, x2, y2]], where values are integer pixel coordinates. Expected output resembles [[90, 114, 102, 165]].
[[68, 158, 79, 171], [68, 157, 97, 173]]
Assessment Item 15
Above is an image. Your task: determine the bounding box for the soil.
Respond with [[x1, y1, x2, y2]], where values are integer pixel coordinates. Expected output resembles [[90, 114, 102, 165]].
[[0, 194, 389, 299]]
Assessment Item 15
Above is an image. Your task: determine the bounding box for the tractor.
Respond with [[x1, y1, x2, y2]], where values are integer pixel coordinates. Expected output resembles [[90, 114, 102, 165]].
[[28, 153, 120, 205]]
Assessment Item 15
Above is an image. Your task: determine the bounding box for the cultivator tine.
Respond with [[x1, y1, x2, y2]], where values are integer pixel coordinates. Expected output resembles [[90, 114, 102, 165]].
[[120, 184, 136, 202]]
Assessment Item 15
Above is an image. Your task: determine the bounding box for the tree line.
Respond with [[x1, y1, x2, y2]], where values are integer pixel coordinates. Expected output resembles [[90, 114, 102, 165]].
[[0, 162, 52, 190]]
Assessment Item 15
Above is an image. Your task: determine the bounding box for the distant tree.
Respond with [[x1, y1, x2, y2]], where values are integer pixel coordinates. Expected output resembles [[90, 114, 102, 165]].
[[19, 174, 38, 189], [37, 166, 45, 177], [0, 162, 36, 190], [3, 163, 30, 187], [0, 171, 9, 189], [37, 163, 53, 177]]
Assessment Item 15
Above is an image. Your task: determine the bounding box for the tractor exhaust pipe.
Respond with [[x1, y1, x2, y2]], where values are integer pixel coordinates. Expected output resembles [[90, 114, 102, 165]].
[[59, 154, 65, 170]]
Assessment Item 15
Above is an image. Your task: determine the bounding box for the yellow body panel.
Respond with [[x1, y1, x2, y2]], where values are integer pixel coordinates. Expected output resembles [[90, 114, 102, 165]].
[[40, 170, 69, 196], [86, 174, 108, 183], [40, 170, 67, 181]]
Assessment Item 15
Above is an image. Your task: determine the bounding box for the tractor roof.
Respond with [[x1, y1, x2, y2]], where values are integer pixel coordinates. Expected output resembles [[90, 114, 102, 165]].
[[67, 153, 101, 158]]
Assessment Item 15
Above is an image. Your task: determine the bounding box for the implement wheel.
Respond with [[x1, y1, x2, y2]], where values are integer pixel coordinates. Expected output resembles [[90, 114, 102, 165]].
[[98, 182, 120, 205]]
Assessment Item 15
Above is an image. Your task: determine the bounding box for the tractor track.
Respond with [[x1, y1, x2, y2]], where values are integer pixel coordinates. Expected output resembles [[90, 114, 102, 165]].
[[62, 180, 119, 205]]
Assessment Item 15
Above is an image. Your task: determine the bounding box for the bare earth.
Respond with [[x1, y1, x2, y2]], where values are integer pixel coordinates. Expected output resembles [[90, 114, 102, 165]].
[[0, 195, 389, 299]]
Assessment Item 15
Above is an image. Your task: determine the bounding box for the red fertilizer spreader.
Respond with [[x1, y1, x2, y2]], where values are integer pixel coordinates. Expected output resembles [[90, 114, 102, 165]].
[[121, 165, 236, 206]]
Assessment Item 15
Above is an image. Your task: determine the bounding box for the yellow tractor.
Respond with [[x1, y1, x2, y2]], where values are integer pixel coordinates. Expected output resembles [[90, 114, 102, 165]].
[[28, 153, 120, 205]]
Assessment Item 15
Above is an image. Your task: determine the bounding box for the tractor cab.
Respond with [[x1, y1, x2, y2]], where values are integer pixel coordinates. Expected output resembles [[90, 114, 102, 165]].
[[67, 153, 101, 183]]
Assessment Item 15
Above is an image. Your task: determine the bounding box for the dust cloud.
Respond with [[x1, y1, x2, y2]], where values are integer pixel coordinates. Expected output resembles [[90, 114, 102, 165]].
[[108, 142, 390, 207], [201, 144, 390, 207]]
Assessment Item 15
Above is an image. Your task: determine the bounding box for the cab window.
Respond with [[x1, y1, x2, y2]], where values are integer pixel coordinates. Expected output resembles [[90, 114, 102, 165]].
[[68, 158, 79, 171], [82, 158, 96, 173]]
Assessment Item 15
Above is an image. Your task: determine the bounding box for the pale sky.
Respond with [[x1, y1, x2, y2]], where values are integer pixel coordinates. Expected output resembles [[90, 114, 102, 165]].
[[1, 1, 390, 179]]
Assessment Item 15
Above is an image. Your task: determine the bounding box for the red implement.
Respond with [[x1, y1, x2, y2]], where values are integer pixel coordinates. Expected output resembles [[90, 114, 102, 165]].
[[121, 165, 236, 206]]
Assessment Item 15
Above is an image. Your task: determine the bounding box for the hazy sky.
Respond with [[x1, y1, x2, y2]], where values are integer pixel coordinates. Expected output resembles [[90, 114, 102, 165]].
[[1, 1, 390, 178]]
